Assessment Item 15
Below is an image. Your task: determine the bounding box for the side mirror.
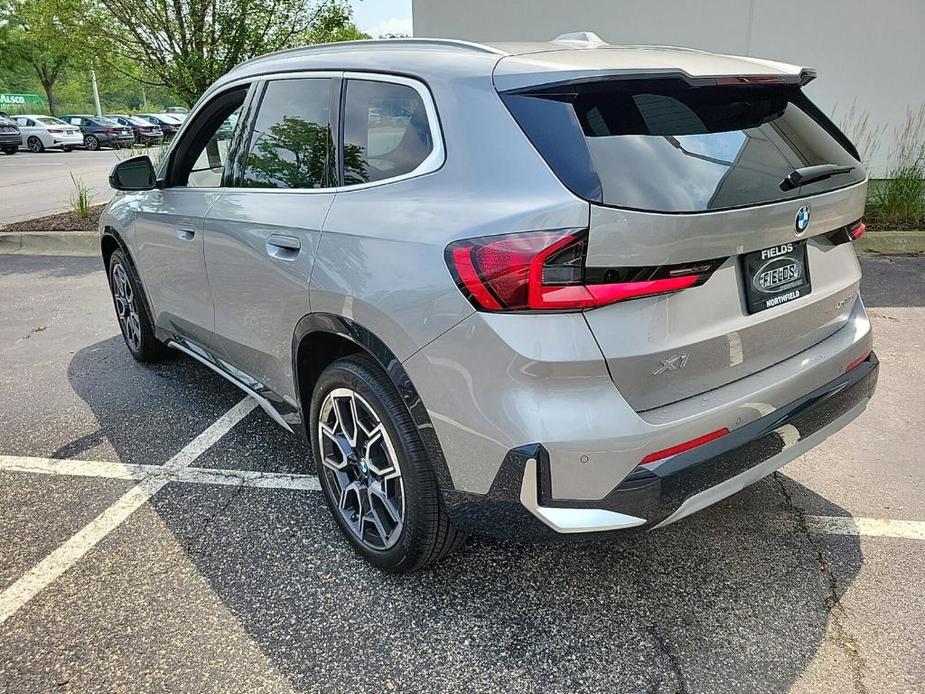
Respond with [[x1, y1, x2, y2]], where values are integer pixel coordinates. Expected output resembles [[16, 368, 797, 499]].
[[109, 155, 157, 191]]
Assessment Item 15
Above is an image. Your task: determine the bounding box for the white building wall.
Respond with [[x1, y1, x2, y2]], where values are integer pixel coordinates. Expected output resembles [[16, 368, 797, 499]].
[[412, 0, 925, 176]]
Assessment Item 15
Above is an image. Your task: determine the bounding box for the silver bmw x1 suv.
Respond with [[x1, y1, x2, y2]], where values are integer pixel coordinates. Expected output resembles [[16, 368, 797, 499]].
[[102, 33, 878, 572]]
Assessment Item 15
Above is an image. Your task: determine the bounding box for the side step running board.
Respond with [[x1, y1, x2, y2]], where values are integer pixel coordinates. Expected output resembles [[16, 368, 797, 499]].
[[167, 340, 294, 433]]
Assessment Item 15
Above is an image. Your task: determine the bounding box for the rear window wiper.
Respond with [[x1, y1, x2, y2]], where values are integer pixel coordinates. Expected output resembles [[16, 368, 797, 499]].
[[780, 163, 855, 191]]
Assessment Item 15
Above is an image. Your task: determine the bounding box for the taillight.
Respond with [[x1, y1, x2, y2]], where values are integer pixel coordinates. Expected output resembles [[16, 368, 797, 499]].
[[640, 428, 730, 466], [445, 230, 722, 312], [47, 128, 63, 134]]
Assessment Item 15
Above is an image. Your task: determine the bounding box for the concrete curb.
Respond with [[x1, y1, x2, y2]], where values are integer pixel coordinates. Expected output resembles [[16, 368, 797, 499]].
[[0, 232, 99, 256], [856, 230, 925, 255]]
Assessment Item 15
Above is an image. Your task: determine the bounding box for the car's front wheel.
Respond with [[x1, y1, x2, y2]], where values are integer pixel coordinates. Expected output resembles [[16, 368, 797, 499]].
[[27, 136, 44, 153], [84, 135, 99, 151], [310, 355, 465, 572], [107, 249, 169, 362]]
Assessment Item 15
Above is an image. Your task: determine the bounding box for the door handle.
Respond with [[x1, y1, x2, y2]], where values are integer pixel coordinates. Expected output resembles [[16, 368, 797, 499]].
[[176, 228, 196, 241], [266, 234, 301, 261]]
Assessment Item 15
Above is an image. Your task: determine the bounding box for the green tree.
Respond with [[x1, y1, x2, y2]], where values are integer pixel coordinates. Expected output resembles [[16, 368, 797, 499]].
[[58, 0, 368, 107], [0, 0, 82, 115]]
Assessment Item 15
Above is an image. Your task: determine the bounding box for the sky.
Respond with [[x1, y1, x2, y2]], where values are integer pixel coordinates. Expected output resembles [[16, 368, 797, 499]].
[[351, 0, 414, 38]]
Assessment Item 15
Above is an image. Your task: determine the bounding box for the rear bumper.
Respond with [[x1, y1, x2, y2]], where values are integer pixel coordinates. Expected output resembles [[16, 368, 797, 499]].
[[445, 352, 878, 541], [0, 133, 20, 147]]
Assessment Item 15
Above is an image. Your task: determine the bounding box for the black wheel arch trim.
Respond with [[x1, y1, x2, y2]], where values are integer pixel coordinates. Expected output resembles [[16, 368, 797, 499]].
[[292, 312, 456, 492]]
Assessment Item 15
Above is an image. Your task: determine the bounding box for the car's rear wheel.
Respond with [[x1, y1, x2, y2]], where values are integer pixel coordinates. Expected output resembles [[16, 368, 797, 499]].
[[27, 136, 44, 153], [310, 355, 465, 572], [107, 249, 169, 362], [2, 146, 17, 155], [84, 135, 99, 151]]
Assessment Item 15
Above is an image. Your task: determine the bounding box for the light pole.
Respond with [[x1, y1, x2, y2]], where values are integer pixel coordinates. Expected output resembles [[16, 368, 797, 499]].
[[90, 68, 102, 116]]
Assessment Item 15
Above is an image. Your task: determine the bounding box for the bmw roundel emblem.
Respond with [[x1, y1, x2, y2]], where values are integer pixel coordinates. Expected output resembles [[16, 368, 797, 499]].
[[795, 205, 811, 235]]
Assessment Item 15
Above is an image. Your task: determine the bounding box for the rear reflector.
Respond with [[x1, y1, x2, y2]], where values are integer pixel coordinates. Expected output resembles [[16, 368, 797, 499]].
[[845, 349, 872, 373], [640, 428, 730, 466], [848, 221, 866, 240], [446, 230, 722, 312]]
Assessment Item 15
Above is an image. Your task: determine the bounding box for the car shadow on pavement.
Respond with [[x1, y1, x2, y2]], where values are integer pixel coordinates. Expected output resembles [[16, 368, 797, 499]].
[[58, 335, 864, 693]]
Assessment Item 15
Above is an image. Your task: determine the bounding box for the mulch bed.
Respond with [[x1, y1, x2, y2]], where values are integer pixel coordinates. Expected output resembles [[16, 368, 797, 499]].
[[1, 205, 105, 233]]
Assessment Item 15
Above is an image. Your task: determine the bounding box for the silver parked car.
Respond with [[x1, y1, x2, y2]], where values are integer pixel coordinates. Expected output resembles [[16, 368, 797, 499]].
[[102, 34, 878, 572]]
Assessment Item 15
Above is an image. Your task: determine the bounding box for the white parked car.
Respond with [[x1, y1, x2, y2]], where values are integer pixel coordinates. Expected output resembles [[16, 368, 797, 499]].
[[14, 115, 83, 152]]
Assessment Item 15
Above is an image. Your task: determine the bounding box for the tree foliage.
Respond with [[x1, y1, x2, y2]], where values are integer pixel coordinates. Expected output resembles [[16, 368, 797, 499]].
[[0, 0, 83, 114], [53, 0, 369, 106]]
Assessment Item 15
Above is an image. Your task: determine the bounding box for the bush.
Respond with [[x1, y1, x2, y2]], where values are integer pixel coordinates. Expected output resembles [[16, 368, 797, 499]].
[[68, 173, 93, 219], [865, 106, 925, 230]]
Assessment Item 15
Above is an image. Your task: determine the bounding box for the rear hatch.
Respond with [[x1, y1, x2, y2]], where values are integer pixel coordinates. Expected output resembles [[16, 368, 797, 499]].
[[497, 48, 867, 411]]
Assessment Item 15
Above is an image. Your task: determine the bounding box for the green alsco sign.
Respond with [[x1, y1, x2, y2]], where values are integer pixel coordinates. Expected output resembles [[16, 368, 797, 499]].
[[0, 93, 45, 106]]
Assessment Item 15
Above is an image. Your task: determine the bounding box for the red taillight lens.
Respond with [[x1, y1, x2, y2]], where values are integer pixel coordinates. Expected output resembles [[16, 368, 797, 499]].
[[47, 129, 63, 134], [446, 230, 720, 312], [848, 221, 866, 240], [640, 428, 730, 466]]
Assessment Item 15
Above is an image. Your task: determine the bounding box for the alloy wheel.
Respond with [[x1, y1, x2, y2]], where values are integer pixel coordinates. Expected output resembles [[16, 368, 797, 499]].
[[111, 262, 142, 351], [27, 137, 43, 153], [318, 388, 405, 550], [85, 135, 99, 151]]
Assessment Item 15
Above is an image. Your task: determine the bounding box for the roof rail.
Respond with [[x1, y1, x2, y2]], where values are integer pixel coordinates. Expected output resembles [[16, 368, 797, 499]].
[[234, 37, 505, 70], [551, 32, 609, 48]]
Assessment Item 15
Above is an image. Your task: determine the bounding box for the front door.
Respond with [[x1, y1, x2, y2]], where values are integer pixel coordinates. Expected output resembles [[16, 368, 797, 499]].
[[129, 86, 249, 352]]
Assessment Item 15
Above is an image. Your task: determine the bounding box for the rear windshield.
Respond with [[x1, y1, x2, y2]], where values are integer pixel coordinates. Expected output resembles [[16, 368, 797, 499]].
[[502, 81, 864, 212]]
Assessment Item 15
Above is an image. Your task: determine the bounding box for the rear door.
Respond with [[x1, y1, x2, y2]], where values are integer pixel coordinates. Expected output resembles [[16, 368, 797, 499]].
[[501, 73, 867, 411], [203, 75, 337, 404]]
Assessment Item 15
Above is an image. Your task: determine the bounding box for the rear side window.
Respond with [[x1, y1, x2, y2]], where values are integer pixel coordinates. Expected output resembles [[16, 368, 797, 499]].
[[503, 82, 864, 212], [343, 79, 433, 185], [242, 78, 334, 189]]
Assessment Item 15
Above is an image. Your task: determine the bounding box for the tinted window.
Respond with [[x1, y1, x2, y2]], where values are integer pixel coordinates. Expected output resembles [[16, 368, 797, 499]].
[[503, 82, 864, 212], [343, 79, 432, 185], [241, 78, 333, 189]]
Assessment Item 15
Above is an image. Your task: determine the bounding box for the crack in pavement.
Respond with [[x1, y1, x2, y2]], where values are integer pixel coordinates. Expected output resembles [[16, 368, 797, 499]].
[[773, 472, 869, 694], [646, 624, 688, 694]]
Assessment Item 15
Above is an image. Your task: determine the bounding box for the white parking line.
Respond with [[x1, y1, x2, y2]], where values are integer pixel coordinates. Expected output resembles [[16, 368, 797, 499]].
[[0, 397, 257, 625], [0, 454, 322, 491], [805, 515, 925, 540], [3, 450, 924, 542]]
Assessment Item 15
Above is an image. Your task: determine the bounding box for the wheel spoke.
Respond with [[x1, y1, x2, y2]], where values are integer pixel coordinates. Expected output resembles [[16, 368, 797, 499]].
[[368, 478, 402, 524]]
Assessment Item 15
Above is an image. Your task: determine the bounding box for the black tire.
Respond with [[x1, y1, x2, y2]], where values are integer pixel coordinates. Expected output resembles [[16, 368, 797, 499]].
[[2, 147, 17, 155], [310, 355, 466, 572], [84, 134, 99, 151], [27, 136, 44, 153], [107, 249, 169, 362]]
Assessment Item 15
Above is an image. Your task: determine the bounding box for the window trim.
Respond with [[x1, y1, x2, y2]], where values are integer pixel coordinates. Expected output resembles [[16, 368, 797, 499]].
[[158, 70, 444, 194]]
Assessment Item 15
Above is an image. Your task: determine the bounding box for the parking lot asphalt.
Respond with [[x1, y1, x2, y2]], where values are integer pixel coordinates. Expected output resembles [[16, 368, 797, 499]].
[[0, 148, 151, 224], [0, 253, 923, 693]]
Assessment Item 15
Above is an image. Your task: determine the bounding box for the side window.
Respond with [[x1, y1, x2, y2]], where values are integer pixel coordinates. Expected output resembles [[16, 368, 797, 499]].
[[169, 87, 247, 188], [187, 108, 241, 187], [241, 78, 333, 189], [343, 79, 433, 185]]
